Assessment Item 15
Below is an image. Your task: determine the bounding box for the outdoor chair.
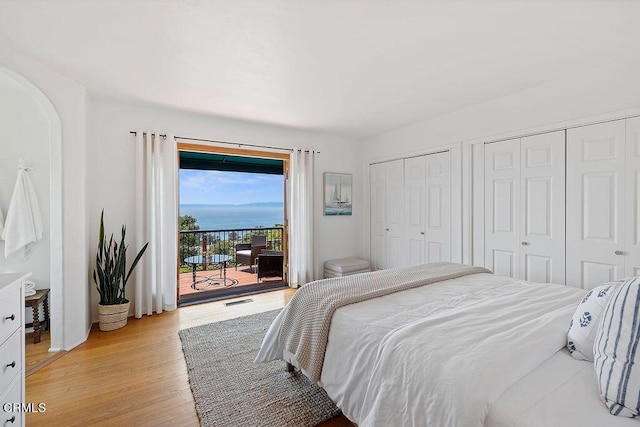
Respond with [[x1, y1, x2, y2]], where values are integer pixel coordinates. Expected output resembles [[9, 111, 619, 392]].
[[235, 235, 267, 272], [257, 250, 284, 282]]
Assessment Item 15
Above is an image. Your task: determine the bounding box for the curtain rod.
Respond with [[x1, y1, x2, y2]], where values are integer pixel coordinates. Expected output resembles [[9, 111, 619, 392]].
[[129, 131, 319, 153]]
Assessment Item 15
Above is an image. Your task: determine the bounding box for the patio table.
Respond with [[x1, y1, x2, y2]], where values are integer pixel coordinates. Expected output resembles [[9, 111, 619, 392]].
[[184, 254, 236, 289]]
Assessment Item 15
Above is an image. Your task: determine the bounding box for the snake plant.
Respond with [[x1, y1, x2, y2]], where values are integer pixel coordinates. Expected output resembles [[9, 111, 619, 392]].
[[92, 210, 149, 305]]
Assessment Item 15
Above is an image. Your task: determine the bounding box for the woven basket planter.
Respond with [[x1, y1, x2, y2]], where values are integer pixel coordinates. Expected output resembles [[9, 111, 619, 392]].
[[97, 301, 130, 331]]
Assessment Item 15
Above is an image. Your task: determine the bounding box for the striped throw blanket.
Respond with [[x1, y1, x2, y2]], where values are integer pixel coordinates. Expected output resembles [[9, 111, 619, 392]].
[[277, 262, 491, 383]]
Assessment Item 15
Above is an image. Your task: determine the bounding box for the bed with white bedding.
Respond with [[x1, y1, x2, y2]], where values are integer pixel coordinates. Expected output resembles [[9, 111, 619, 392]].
[[255, 262, 639, 426]]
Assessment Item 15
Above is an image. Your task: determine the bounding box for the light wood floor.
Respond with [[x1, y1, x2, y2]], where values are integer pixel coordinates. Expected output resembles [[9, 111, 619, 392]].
[[26, 288, 353, 427], [24, 331, 67, 377]]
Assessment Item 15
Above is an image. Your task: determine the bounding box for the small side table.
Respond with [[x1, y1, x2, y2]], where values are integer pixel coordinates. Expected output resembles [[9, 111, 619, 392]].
[[25, 288, 50, 344]]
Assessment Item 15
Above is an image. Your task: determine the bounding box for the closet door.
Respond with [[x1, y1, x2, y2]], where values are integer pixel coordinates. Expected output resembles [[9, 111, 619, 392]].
[[385, 159, 406, 268], [626, 117, 640, 277], [425, 151, 451, 262], [519, 131, 565, 284], [485, 138, 521, 278], [484, 133, 565, 282], [566, 120, 626, 289], [370, 163, 387, 270], [405, 156, 426, 266]]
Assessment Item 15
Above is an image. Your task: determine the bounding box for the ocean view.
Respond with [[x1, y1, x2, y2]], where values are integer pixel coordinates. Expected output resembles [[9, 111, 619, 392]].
[[180, 203, 284, 230]]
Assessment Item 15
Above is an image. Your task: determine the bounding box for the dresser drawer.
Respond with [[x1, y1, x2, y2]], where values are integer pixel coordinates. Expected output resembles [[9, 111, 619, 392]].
[[0, 375, 23, 427], [0, 283, 20, 346], [0, 331, 22, 394]]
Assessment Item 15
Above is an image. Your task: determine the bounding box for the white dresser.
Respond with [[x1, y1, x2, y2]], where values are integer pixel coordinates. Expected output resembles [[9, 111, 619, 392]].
[[0, 273, 29, 427]]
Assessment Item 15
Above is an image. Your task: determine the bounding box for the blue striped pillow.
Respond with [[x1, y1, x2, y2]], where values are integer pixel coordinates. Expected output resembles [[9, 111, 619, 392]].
[[594, 276, 640, 417]]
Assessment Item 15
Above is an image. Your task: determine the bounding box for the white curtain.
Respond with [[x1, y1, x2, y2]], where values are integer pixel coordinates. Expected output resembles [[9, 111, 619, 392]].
[[288, 149, 315, 287], [134, 131, 178, 317]]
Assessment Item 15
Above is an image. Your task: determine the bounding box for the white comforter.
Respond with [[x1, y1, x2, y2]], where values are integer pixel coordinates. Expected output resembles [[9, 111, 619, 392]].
[[258, 272, 586, 426]]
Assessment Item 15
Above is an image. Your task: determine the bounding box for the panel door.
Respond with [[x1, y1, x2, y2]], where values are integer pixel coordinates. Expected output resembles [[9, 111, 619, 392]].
[[519, 131, 566, 284], [626, 117, 640, 277], [385, 159, 406, 268], [405, 156, 426, 266], [485, 138, 521, 278], [425, 151, 451, 262], [370, 163, 387, 270], [566, 120, 626, 289]]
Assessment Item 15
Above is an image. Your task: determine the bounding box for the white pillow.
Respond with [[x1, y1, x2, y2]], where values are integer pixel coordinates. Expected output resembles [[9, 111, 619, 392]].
[[594, 276, 640, 417], [567, 282, 619, 361]]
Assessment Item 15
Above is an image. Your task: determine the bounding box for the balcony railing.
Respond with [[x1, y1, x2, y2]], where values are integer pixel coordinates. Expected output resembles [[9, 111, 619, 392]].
[[179, 227, 284, 270]]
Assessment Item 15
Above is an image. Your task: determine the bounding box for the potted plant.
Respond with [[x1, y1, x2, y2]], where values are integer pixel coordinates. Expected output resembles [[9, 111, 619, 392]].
[[92, 210, 148, 331]]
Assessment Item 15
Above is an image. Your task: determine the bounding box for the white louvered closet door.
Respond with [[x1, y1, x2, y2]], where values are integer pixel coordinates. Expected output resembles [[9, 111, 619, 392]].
[[485, 138, 521, 278], [566, 120, 626, 289], [625, 117, 640, 278]]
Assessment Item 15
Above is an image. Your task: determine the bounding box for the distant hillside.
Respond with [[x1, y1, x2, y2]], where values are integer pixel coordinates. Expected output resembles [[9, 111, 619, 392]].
[[180, 202, 283, 207]]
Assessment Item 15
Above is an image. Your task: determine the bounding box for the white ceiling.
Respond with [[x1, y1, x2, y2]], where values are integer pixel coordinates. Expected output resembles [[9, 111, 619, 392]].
[[0, 1, 638, 138]]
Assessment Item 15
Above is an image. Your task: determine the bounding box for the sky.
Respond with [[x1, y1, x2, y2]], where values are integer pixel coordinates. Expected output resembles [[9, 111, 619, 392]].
[[179, 169, 284, 205]]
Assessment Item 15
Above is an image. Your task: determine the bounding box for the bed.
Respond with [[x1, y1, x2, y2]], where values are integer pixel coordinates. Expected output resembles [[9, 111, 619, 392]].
[[255, 262, 639, 426]]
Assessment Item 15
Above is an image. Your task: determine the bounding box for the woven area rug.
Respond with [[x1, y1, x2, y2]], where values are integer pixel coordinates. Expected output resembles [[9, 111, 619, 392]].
[[179, 309, 342, 426]]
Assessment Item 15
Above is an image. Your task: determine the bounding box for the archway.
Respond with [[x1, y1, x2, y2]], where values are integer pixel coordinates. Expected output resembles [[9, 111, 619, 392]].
[[0, 67, 63, 351]]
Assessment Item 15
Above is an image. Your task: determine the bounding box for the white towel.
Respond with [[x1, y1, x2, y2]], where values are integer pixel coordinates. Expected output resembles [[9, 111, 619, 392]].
[[24, 289, 36, 297], [24, 281, 35, 291], [0, 207, 4, 238], [1, 168, 43, 258]]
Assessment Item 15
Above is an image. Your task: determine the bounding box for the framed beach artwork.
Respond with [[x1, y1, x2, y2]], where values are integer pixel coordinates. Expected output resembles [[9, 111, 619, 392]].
[[324, 172, 352, 216]]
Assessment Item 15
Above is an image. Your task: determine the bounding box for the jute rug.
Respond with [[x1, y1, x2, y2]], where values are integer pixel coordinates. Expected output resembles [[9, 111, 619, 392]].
[[178, 309, 342, 426]]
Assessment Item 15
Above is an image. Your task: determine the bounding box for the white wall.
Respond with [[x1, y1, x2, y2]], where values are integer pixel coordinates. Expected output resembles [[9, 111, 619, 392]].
[[0, 70, 52, 329], [88, 99, 361, 319], [359, 56, 640, 263], [0, 37, 90, 351], [362, 56, 640, 159], [0, 71, 51, 284]]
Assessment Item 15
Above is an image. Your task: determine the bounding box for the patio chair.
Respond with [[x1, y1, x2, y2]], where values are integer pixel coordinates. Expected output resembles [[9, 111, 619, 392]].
[[235, 234, 267, 272], [257, 250, 284, 282]]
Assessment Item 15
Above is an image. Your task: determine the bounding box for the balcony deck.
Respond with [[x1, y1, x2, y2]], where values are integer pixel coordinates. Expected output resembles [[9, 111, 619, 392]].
[[178, 227, 286, 304], [178, 264, 285, 304]]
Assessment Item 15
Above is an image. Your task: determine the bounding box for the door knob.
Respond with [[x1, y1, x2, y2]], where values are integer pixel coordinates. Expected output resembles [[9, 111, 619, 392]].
[[615, 250, 624, 256], [521, 242, 529, 246]]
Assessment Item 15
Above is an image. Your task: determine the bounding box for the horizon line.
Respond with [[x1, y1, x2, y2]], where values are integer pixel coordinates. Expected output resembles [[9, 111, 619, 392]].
[[180, 202, 283, 206]]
